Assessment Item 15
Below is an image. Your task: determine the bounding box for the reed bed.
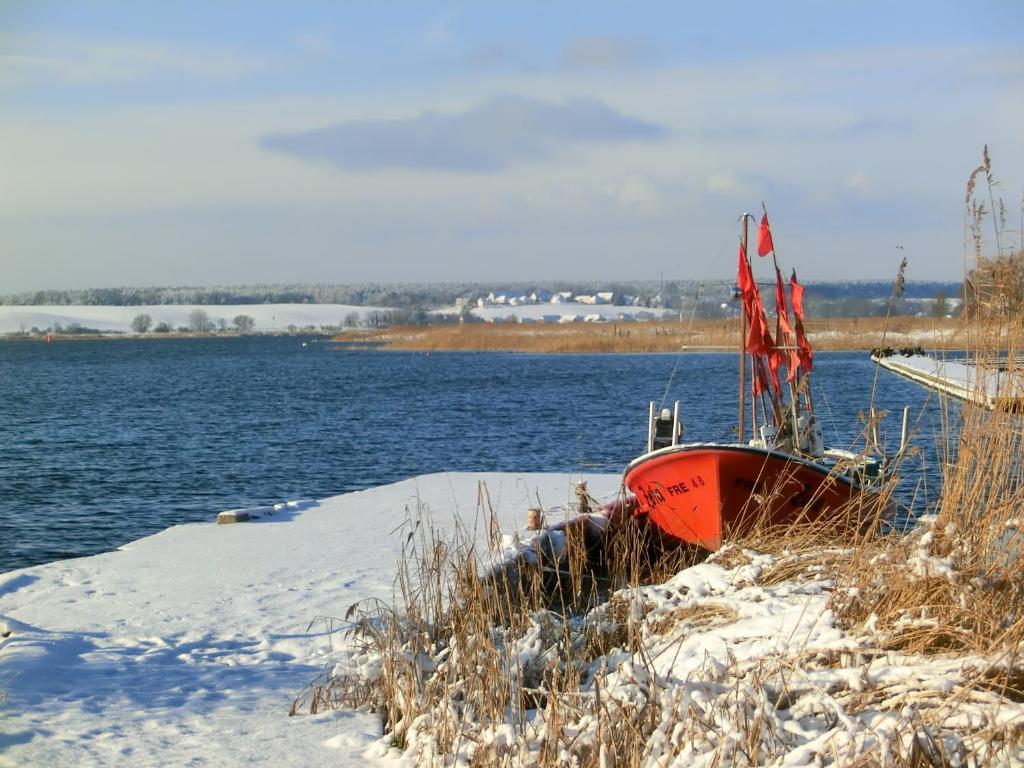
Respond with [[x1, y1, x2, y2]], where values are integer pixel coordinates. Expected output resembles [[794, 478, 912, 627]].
[[293, 469, 1024, 765], [338, 316, 965, 354]]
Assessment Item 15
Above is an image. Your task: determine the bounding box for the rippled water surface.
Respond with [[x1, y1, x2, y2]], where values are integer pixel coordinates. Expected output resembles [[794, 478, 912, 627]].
[[0, 337, 952, 572]]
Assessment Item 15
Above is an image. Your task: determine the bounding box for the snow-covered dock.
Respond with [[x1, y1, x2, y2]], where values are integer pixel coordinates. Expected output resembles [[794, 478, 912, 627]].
[[872, 351, 1024, 410], [0, 472, 619, 767]]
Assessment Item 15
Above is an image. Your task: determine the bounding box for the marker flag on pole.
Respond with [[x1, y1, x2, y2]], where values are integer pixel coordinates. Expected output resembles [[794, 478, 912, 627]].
[[790, 269, 814, 374], [756, 213, 774, 257], [774, 263, 800, 382]]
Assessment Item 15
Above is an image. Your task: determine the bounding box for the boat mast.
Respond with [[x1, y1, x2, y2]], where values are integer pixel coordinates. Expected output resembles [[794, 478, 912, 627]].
[[738, 214, 749, 443]]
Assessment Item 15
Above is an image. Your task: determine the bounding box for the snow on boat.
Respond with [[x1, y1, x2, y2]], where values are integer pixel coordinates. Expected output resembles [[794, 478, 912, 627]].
[[625, 209, 885, 551]]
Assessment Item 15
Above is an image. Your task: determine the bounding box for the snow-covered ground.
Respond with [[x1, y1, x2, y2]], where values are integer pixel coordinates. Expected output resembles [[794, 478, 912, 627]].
[[0, 472, 620, 768], [0, 304, 392, 334], [433, 303, 678, 323], [5, 472, 1022, 766]]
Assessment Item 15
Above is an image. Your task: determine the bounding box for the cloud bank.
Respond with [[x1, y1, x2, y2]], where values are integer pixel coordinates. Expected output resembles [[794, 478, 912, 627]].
[[260, 95, 667, 172]]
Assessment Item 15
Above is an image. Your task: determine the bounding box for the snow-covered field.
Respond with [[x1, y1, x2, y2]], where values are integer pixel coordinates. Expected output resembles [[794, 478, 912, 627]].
[[0, 304, 391, 334], [0, 303, 677, 335], [0, 473, 619, 767]]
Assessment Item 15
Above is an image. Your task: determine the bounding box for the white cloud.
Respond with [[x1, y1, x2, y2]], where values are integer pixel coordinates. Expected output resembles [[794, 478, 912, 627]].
[[607, 176, 661, 212], [0, 35, 271, 84], [706, 172, 741, 193], [844, 174, 873, 195], [291, 33, 334, 59]]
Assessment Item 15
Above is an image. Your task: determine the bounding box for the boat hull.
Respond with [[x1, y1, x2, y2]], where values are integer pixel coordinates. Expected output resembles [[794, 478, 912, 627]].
[[624, 444, 870, 551]]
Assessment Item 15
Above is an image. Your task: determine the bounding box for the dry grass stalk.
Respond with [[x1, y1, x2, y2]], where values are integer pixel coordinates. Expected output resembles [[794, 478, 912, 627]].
[[293, 466, 1024, 765]]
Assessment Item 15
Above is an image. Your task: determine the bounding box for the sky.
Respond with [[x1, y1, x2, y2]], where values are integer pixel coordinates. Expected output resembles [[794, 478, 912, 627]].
[[0, 1, 1022, 292]]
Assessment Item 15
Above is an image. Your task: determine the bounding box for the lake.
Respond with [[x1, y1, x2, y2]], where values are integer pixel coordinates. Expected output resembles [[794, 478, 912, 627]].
[[0, 337, 952, 572]]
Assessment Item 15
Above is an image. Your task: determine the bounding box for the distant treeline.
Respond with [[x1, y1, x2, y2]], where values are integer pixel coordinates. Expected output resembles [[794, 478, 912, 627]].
[[0, 281, 673, 308], [0, 279, 963, 311]]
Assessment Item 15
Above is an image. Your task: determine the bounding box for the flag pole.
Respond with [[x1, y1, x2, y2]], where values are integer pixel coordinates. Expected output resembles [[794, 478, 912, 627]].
[[764, 200, 803, 449], [738, 215, 748, 443]]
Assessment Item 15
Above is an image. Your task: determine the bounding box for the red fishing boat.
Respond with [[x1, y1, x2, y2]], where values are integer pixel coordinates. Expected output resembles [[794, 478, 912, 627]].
[[624, 210, 884, 551]]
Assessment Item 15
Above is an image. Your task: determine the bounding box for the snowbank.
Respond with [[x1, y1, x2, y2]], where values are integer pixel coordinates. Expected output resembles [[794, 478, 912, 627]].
[[0, 472, 620, 767], [0, 304, 391, 335]]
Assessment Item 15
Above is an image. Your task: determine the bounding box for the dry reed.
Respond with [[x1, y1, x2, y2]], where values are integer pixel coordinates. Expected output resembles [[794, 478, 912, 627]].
[[337, 316, 965, 354]]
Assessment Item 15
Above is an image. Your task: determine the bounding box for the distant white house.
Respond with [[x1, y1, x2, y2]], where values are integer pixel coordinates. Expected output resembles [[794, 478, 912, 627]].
[[551, 292, 574, 304], [574, 293, 612, 305]]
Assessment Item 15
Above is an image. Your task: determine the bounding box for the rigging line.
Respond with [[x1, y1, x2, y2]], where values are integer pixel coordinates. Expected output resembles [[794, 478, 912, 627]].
[[659, 280, 704, 411], [656, 232, 734, 413], [818, 387, 841, 445]]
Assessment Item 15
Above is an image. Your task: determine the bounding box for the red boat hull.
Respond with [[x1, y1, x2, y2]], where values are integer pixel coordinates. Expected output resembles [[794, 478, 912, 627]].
[[624, 444, 870, 551]]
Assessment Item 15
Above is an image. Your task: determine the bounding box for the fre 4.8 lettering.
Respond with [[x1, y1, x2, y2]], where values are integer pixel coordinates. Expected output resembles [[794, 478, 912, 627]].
[[666, 474, 706, 497]]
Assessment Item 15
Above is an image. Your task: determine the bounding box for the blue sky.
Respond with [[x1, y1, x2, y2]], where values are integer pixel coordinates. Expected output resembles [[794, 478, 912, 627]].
[[1, 1, 1022, 291]]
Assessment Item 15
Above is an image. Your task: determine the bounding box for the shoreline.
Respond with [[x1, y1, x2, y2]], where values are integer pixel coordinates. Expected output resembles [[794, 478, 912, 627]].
[[1, 315, 969, 353], [0, 330, 334, 342]]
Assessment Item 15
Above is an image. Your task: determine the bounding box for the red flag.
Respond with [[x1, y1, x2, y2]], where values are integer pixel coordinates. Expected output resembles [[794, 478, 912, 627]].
[[739, 237, 781, 397], [738, 241, 765, 355], [756, 213, 774, 257], [737, 242, 753, 295], [774, 264, 800, 382], [752, 359, 772, 396], [790, 270, 814, 373]]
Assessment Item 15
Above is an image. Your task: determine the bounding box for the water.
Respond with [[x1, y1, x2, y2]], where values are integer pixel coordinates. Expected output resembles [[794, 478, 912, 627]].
[[0, 337, 951, 573]]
